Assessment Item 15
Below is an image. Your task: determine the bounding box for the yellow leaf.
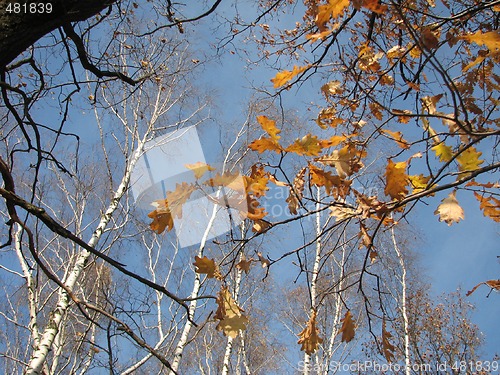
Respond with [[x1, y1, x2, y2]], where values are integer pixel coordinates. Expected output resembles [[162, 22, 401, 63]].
[[434, 191, 464, 225], [256, 115, 281, 140], [456, 147, 483, 174], [297, 310, 324, 355], [185, 162, 215, 179], [461, 30, 500, 51], [473, 192, 500, 222], [384, 160, 408, 200], [315, 0, 350, 31], [338, 311, 355, 342], [408, 174, 432, 194], [285, 134, 323, 156], [193, 256, 223, 280], [271, 65, 309, 88], [432, 142, 453, 162], [318, 135, 348, 148], [165, 183, 197, 219], [215, 286, 249, 338]]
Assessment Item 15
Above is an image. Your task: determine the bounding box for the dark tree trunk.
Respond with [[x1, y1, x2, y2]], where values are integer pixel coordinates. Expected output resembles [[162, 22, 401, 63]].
[[0, 0, 118, 69]]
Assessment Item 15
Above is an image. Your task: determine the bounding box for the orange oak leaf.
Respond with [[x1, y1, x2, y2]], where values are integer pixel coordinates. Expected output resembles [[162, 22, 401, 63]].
[[256, 115, 281, 140], [338, 310, 356, 342], [285, 134, 323, 156], [380, 129, 410, 149], [193, 256, 223, 280], [309, 164, 352, 198], [361, 0, 388, 14], [466, 279, 500, 296], [384, 160, 408, 200], [248, 137, 283, 153], [315, 0, 350, 31], [434, 191, 464, 225], [245, 195, 267, 221], [297, 310, 324, 355], [461, 30, 500, 51], [148, 204, 174, 234], [473, 192, 500, 222], [271, 65, 309, 88], [244, 165, 269, 197]]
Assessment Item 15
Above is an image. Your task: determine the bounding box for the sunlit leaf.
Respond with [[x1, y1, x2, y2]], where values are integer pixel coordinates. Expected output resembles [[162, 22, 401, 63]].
[[271, 65, 310, 88], [285, 134, 323, 156], [384, 160, 408, 200], [215, 286, 249, 338], [461, 30, 500, 51], [434, 191, 464, 225], [315, 0, 350, 31], [193, 256, 223, 280], [432, 142, 453, 162], [457, 147, 483, 175]]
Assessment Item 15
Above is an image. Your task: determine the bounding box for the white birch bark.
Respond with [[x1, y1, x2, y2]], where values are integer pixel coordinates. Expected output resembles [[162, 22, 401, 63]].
[[391, 226, 411, 375], [25, 137, 146, 374], [168, 118, 249, 375], [221, 250, 244, 375], [303, 187, 323, 375]]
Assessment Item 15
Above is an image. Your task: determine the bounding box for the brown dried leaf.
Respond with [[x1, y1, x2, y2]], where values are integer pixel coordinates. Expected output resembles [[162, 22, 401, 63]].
[[297, 310, 324, 355], [193, 256, 223, 280], [338, 310, 356, 342], [382, 319, 396, 362]]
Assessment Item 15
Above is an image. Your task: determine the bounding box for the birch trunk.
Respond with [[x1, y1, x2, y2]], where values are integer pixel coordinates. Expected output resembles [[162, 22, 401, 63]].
[[391, 226, 411, 375], [303, 187, 323, 375], [25, 139, 146, 374]]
